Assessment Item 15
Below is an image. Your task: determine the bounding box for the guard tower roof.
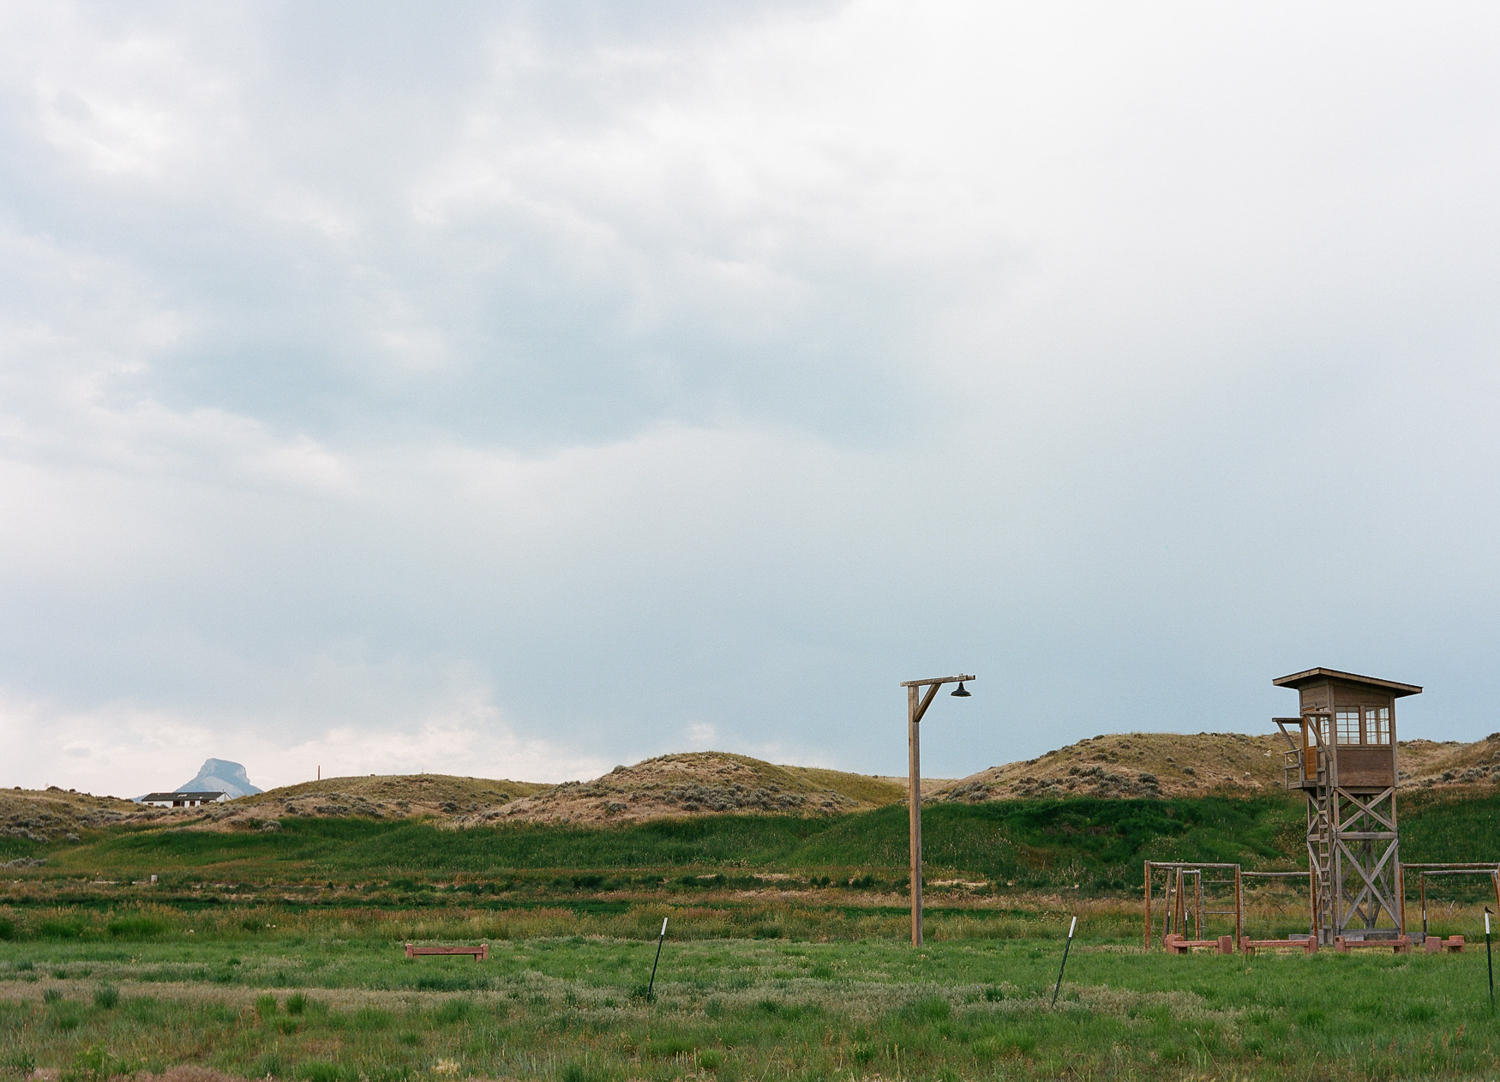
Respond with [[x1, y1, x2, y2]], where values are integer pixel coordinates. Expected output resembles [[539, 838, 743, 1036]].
[[1272, 667, 1422, 697]]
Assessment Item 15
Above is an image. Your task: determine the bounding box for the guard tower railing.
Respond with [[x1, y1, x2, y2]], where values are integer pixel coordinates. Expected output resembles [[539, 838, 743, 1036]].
[[1274, 715, 1330, 789]]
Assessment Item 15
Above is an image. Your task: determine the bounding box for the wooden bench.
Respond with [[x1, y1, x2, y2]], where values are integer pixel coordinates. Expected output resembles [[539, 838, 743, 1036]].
[[1164, 934, 1235, 955], [1242, 937, 1317, 956], [1423, 935, 1465, 954], [405, 942, 489, 961], [1333, 935, 1410, 954]]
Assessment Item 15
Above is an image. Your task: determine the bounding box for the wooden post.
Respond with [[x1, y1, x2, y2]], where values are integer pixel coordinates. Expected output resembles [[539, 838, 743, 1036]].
[[1309, 844, 1319, 941], [1234, 865, 1243, 950], [1143, 863, 1153, 951], [1164, 872, 1174, 944], [900, 674, 973, 948], [1397, 862, 1407, 936], [909, 683, 923, 947]]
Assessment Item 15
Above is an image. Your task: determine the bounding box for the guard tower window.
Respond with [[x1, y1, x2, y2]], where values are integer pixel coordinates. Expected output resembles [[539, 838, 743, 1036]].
[[1335, 710, 1360, 745], [1334, 706, 1392, 744]]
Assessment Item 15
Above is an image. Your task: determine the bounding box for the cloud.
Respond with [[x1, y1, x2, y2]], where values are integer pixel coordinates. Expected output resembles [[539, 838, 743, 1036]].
[[0, 682, 612, 796], [1, 1, 1498, 788], [682, 722, 718, 750]]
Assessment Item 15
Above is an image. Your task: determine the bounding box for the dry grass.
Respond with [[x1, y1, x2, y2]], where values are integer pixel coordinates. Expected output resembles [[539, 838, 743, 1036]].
[[223, 774, 552, 829], [463, 752, 908, 826], [0, 789, 158, 846], [931, 730, 1500, 804]]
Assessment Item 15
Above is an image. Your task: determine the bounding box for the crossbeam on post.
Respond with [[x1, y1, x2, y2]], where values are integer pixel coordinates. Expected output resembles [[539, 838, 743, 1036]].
[[901, 674, 975, 947]]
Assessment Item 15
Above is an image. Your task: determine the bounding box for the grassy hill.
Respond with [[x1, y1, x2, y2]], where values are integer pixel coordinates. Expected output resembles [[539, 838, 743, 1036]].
[[229, 773, 552, 825], [9, 734, 1496, 852], [477, 752, 907, 825], [0, 787, 143, 859], [0, 754, 906, 848], [7, 734, 1500, 900], [11, 789, 1500, 899], [0, 793, 1300, 898], [931, 731, 1500, 802]]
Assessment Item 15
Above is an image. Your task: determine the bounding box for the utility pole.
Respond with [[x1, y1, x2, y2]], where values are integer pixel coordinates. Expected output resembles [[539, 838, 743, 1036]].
[[901, 674, 974, 946]]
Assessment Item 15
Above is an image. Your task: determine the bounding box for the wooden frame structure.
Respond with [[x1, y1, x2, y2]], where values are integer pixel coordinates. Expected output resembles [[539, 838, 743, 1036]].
[[1273, 667, 1421, 944], [1143, 861, 1243, 950], [900, 673, 974, 947], [1403, 863, 1500, 940], [1144, 857, 1500, 956]]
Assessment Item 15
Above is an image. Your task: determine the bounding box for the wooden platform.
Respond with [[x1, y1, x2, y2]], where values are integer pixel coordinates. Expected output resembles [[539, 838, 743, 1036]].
[[1242, 937, 1317, 956], [1333, 935, 1410, 954], [405, 942, 488, 961], [1164, 933, 1235, 955]]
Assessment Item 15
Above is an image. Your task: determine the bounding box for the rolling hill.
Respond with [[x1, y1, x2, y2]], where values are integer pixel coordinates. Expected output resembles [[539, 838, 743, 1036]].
[[930, 731, 1500, 803], [6, 733, 1498, 848]]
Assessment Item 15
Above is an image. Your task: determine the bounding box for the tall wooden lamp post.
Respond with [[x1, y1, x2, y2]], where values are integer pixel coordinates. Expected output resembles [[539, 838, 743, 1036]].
[[901, 673, 975, 946]]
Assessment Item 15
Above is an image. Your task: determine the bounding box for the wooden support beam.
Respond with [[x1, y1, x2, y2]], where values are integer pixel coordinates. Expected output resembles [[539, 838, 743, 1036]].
[[1143, 863, 1152, 951], [909, 683, 922, 947], [903, 674, 974, 947]]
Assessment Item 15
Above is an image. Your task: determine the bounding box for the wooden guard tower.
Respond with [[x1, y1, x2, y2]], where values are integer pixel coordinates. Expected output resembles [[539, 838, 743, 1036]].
[[1274, 667, 1422, 945]]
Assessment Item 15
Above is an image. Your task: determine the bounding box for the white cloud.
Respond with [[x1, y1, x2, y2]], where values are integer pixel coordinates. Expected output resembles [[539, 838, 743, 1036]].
[[682, 722, 717, 749], [2, 3, 244, 182], [0, 685, 611, 797], [0, 1, 1497, 790]]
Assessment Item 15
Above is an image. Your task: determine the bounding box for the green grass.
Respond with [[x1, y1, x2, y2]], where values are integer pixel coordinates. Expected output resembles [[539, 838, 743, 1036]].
[[0, 896, 1119, 949], [3, 917, 1500, 1081], [5, 789, 1500, 1079], [24, 796, 1308, 891], [18, 791, 1497, 901], [1402, 789, 1500, 861], [0, 836, 41, 862]]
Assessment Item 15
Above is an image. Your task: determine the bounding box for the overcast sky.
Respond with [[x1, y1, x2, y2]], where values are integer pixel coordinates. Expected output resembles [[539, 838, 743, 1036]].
[[3, 1, 1499, 796]]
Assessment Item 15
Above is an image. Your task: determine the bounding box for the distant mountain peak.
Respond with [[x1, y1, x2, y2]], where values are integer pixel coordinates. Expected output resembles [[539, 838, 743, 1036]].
[[176, 759, 262, 799]]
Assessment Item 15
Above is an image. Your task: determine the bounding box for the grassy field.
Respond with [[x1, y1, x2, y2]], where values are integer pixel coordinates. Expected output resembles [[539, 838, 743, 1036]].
[[5, 792, 1500, 1079], [3, 906, 1500, 1082]]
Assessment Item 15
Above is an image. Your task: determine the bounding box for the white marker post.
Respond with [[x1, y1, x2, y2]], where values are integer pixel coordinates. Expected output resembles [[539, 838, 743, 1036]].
[[647, 916, 669, 1001], [1052, 916, 1077, 1008]]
